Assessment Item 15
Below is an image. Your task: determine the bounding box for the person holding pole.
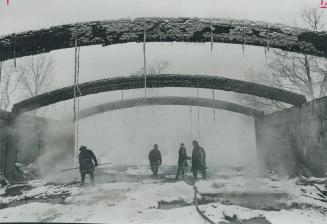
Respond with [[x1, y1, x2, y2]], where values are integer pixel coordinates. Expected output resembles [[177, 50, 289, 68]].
[[79, 145, 98, 186]]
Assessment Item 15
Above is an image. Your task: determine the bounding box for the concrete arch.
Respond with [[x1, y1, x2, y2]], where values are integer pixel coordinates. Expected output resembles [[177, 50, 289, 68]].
[[12, 74, 306, 115], [77, 96, 265, 120], [0, 17, 326, 62]]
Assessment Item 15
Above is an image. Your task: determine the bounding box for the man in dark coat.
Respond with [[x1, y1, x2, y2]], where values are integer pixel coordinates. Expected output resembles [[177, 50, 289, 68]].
[[175, 143, 190, 179], [79, 145, 98, 186], [148, 144, 162, 178], [191, 140, 206, 179]]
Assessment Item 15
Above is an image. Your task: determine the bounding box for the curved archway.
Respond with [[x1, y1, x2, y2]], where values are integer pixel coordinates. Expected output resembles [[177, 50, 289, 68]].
[[12, 74, 306, 115], [77, 96, 265, 120], [1, 17, 326, 62]]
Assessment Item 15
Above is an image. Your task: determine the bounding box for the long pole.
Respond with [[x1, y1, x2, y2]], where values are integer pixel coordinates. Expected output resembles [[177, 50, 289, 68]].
[[143, 19, 147, 98], [61, 162, 112, 172]]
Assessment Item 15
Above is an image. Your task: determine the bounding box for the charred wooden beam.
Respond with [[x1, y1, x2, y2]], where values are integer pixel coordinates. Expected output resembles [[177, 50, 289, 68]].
[[77, 96, 265, 120], [11, 74, 306, 115], [0, 18, 327, 62]]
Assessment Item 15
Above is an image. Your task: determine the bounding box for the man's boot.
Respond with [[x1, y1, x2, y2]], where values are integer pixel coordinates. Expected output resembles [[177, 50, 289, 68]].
[[90, 172, 95, 186], [81, 173, 86, 186], [193, 170, 197, 180]]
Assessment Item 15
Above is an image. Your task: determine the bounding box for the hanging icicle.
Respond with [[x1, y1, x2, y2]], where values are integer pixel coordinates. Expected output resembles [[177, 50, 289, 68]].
[[196, 80, 201, 140], [73, 29, 82, 167], [73, 60, 77, 118], [264, 25, 270, 60], [73, 29, 78, 123], [212, 89, 216, 122], [121, 80, 124, 101], [241, 22, 246, 55], [76, 46, 82, 119], [76, 47, 81, 96], [143, 19, 147, 98], [76, 52, 82, 165], [13, 41, 16, 68], [197, 106, 200, 139], [266, 25, 270, 52], [210, 18, 214, 53], [190, 105, 193, 142], [73, 31, 78, 165], [229, 21, 233, 41]]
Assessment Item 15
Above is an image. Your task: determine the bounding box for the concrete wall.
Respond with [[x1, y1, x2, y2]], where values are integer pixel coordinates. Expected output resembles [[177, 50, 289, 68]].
[[256, 96, 327, 177], [0, 110, 10, 178]]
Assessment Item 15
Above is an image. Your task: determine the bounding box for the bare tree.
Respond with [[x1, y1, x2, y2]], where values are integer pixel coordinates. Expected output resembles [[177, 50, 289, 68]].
[[240, 68, 289, 112], [153, 60, 170, 75], [241, 7, 326, 113], [18, 54, 55, 115], [0, 63, 21, 111], [291, 7, 325, 31], [19, 54, 54, 97], [130, 60, 171, 97], [133, 60, 171, 76]]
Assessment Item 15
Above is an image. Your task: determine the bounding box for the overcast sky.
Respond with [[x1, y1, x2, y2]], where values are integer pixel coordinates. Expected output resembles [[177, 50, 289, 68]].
[[1, 0, 323, 166]]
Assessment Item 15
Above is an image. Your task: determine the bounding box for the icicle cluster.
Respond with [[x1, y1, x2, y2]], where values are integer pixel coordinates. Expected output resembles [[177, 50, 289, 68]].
[[264, 25, 271, 60], [210, 19, 214, 53], [241, 21, 247, 55], [73, 28, 82, 166], [143, 19, 147, 98]]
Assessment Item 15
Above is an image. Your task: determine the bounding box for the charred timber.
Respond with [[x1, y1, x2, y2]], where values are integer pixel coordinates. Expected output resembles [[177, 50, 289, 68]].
[[11, 74, 307, 115], [77, 97, 265, 119], [0, 18, 327, 62]]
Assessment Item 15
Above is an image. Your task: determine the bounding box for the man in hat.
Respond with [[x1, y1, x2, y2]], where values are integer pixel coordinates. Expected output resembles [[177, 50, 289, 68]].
[[148, 144, 162, 178], [175, 143, 190, 179], [79, 145, 98, 186], [191, 140, 206, 179]]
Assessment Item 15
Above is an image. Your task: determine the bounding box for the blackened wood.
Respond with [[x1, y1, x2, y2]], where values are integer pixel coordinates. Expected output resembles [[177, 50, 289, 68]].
[[0, 18, 327, 62], [12, 74, 306, 115]]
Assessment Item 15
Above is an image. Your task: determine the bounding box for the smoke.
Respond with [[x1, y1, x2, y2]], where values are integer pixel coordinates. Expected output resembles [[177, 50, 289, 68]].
[[13, 114, 75, 179]]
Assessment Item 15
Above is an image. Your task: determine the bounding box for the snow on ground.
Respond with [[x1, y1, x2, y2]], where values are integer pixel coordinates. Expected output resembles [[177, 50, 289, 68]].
[[0, 179, 197, 223], [125, 165, 153, 176], [197, 203, 327, 224], [196, 174, 327, 210], [0, 166, 326, 223]]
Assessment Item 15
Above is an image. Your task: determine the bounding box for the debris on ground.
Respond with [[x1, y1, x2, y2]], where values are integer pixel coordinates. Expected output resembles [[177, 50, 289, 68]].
[[0, 178, 9, 188], [296, 175, 327, 202], [14, 163, 35, 181], [296, 176, 327, 186]]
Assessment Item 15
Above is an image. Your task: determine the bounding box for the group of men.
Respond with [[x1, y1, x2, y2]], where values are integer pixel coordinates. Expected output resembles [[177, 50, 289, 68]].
[[78, 140, 206, 185], [148, 140, 207, 180]]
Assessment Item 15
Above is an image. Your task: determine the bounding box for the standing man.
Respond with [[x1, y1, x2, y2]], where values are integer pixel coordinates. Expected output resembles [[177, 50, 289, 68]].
[[191, 140, 206, 180], [175, 143, 190, 179], [79, 145, 98, 186], [148, 144, 162, 178]]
